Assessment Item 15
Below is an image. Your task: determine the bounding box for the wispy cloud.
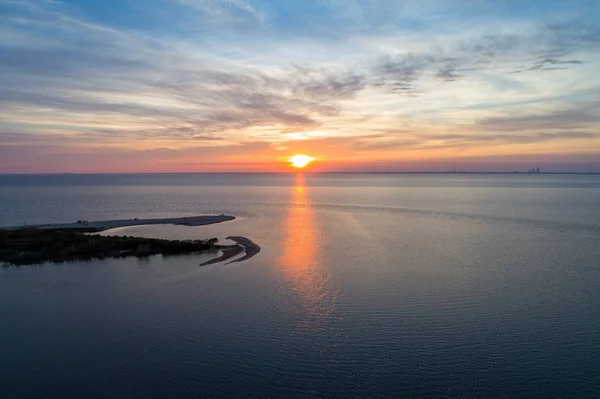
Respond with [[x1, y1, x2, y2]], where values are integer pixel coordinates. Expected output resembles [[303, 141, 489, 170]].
[[170, 0, 265, 24], [477, 101, 600, 131], [0, 0, 599, 172]]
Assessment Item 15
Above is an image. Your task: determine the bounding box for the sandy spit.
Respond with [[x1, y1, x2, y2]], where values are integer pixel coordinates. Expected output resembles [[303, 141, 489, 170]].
[[1, 215, 235, 232], [199, 236, 261, 266]]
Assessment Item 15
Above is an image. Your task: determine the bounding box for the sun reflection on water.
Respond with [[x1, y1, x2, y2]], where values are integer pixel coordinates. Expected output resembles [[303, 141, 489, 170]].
[[280, 174, 338, 331]]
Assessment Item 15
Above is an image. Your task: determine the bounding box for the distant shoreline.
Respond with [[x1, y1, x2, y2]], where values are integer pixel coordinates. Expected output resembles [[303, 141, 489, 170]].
[[0, 172, 599, 176], [0, 215, 235, 232]]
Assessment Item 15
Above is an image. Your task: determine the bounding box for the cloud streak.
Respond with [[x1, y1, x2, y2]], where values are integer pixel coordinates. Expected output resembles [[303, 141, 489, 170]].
[[0, 0, 599, 172]]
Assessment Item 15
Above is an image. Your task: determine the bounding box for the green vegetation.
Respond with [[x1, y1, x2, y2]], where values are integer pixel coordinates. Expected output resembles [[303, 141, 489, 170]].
[[0, 228, 219, 266]]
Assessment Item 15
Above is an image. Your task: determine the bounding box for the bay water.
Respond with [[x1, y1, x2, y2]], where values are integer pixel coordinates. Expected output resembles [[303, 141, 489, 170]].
[[1, 173, 599, 398]]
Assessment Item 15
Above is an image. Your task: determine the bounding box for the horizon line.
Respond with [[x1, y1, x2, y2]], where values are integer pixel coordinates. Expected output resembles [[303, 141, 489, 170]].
[[1, 171, 600, 176]]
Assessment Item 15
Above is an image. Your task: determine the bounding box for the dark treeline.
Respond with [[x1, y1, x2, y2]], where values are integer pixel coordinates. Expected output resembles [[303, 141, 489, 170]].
[[0, 228, 218, 266]]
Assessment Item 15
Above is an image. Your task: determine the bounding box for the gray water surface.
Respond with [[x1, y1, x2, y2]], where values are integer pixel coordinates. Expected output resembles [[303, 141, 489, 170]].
[[1, 174, 599, 398]]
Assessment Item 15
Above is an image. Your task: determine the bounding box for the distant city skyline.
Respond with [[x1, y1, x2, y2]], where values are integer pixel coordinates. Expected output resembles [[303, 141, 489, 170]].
[[1, 0, 600, 173]]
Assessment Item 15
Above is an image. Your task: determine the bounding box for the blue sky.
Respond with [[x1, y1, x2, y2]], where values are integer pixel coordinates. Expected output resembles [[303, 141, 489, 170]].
[[1, 0, 599, 172]]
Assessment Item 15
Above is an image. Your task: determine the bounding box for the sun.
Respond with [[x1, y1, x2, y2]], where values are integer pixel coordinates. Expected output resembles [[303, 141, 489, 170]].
[[288, 154, 315, 169]]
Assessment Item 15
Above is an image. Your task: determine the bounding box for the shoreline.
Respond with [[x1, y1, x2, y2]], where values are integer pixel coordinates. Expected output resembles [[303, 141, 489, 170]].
[[1, 215, 235, 232], [0, 215, 263, 267], [0, 229, 220, 266], [1, 215, 263, 267]]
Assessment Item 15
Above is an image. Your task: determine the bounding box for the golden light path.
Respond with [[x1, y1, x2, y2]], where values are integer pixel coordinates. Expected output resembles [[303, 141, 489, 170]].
[[288, 154, 316, 169], [279, 174, 338, 332]]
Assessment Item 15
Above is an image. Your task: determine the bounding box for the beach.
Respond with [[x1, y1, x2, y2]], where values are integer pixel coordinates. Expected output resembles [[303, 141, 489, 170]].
[[1, 215, 235, 232]]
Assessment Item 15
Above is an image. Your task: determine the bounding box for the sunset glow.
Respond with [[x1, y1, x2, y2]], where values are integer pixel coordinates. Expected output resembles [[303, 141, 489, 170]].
[[1, 1, 599, 173], [288, 155, 316, 169]]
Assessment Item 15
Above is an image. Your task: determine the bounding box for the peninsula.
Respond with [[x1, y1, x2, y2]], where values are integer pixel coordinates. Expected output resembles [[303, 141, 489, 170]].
[[0, 215, 260, 266], [2, 214, 235, 232]]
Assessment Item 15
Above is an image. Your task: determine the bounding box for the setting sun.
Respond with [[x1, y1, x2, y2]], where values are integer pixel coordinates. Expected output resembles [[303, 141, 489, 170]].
[[288, 154, 315, 169]]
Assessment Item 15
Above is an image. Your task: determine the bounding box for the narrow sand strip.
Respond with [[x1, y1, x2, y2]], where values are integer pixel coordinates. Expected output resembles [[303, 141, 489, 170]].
[[198, 236, 261, 266], [198, 245, 245, 267], [225, 236, 261, 264], [1, 215, 235, 231]]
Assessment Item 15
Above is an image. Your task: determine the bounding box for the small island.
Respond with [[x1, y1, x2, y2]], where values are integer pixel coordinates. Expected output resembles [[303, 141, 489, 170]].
[[0, 215, 260, 266]]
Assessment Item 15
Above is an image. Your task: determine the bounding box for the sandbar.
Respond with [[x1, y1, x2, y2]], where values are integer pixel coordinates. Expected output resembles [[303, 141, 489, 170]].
[[199, 236, 261, 266], [225, 236, 262, 264], [1, 215, 235, 232], [198, 245, 245, 266]]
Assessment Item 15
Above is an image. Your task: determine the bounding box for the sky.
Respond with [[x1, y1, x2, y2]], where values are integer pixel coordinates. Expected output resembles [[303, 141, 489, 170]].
[[1, 0, 600, 173]]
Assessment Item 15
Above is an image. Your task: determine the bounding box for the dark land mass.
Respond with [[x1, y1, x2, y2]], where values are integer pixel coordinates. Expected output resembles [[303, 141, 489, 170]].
[[0, 228, 220, 266]]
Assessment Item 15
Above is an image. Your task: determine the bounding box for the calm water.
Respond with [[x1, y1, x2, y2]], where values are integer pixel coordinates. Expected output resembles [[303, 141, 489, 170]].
[[1, 174, 599, 398]]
